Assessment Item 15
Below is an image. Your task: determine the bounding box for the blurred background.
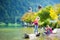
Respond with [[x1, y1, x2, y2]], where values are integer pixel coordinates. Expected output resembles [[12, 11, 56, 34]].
[[0, 0, 60, 28]]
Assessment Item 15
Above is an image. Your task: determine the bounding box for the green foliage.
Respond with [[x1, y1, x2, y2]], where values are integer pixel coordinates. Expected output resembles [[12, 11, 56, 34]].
[[38, 10, 50, 22], [38, 6, 52, 22], [42, 19, 50, 27], [49, 22, 59, 29], [21, 5, 60, 28]]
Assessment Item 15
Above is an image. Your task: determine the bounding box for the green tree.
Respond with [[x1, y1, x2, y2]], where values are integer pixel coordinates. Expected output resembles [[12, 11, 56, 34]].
[[38, 6, 52, 22]]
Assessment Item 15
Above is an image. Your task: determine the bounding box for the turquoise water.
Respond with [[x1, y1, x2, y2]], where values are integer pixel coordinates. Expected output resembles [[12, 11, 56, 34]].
[[0, 28, 24, 40], [0, 28, 35, 40], [0, 28, 59, 40], [0, 28, 45, 40]]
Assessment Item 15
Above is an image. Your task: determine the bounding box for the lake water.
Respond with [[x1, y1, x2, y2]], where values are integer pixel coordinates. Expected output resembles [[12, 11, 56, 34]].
[[0, 28, 59, 40]]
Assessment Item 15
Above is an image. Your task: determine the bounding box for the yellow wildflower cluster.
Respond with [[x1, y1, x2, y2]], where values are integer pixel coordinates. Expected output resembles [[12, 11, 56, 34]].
[[50, 8, 58, 20]]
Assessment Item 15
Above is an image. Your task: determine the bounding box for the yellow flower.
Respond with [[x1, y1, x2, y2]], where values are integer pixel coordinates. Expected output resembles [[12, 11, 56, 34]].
[[50, 8, 58, 20], [50, 8, 55, 14]]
